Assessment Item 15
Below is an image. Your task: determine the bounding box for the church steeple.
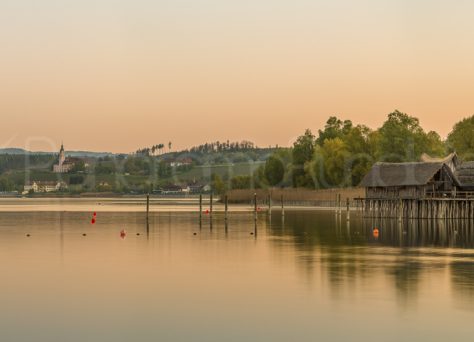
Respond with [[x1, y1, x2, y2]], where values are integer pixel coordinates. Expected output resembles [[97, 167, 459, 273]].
[[59, 142, 65, 165]]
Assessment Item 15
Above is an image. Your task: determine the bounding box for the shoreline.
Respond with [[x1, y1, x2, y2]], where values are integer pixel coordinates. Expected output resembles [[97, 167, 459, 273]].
[[0, 197, 359, 212]]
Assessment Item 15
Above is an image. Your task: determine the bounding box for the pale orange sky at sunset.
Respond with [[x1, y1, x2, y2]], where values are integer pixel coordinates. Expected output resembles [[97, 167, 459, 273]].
[[1, 0, 474, 152]]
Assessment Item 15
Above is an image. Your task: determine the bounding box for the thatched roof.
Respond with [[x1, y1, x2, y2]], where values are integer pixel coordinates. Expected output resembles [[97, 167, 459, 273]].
[[360, 162, 445, 187], [456, 161, 474, 185], [420, 152, 458, 164]]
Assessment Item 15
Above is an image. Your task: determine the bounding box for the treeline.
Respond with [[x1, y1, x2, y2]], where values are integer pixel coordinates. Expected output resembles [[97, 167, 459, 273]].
[[226, 111, 474, 192], [164, 140, 272, 164], [136, 142, 172, 156], [134, 140, 271, 164], [0, 154, 55, 174], [136, 140, 258, 156], [93, 156, 174, 177], [188, 140, 256, 153]]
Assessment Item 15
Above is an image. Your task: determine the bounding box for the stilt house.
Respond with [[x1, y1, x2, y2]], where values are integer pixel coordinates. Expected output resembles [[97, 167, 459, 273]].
[[359, 153, 474, 199]]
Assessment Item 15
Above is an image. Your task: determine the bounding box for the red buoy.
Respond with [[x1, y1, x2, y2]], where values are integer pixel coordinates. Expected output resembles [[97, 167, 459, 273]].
[[373, 227, 379, 238], [120, 229, 127, 239], [93, 212, 97, 217], [91, 218, 96, 224], [205, 209, 210, 215]]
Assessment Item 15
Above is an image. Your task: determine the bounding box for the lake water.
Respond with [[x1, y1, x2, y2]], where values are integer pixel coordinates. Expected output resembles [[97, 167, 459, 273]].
[[1, 199, 474, 341]]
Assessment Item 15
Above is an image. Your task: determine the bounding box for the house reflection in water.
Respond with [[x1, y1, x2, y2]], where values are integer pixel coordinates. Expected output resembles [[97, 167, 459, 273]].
[[267, 210, 474, 311]]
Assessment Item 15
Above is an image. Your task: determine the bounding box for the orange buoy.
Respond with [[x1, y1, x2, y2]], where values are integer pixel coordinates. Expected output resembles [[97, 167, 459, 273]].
[[373, 227, 379, 238], [120, 229, 127, 239]]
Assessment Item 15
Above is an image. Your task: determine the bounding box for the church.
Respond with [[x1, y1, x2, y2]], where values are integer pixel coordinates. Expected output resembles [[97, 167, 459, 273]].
[[53, 143, 75, 173]]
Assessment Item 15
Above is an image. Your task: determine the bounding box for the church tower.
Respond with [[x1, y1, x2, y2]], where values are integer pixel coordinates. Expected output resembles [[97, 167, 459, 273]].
[[59, 143, 66, 166]]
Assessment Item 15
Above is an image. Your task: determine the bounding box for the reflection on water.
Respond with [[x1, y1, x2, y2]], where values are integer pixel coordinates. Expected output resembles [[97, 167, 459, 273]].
[[1, 208, 474, 341]]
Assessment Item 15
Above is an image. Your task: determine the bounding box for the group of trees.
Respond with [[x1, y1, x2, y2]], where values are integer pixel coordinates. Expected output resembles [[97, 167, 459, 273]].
[[93, 156, 173, 178], [188, 140, 256, 154], [257, 111, 473, 190], [294, 111, 445, 188], [0, 177, 15, 192], [447, 116, 474, 160], [136, 142, 172, 156], [170, 140, 273, 165], [135, 140, 276, 168], [0, 154, 55, 174]]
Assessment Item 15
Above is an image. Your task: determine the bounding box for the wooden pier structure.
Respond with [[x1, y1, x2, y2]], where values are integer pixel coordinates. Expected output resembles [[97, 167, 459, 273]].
[[359, 153, 474, 220], [361, 197, 474, 219]]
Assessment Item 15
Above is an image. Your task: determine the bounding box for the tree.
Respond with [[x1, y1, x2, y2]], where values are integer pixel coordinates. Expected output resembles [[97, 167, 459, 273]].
[[292, 129, 315, 187], [447, 115, 474, 160], [70, 160, 86, 173], [124, 156, 151, 175], [316, 116, 353, 145], [210, 174, 225, 196], [341, 124, 375, 185], [0, 177, 14, 192], [264, 149, 291, 186], [425, 131, 446, 157], [158, 161, 172, 177], [319, 138, 351, 187], [252, 165, 266, 189], [376, 110, 445, 162], [69, 175, 84, 185], [94, 162, 115, 174], [231, 175, 252, 189]]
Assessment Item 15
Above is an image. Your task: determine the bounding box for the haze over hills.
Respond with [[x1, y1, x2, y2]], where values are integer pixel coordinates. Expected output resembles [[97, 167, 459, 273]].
[[0, 140, 273, 160], [0, 148, 116, 158]]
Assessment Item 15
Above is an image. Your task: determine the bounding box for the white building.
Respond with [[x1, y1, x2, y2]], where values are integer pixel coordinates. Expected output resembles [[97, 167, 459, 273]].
[[169, 158, 193, 167], [53, 143, 74, 173], [23, 181, 67, 194]]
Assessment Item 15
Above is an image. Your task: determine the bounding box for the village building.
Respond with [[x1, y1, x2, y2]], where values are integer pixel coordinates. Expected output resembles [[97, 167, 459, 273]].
[[23, 181, 67, 194], [189, 184, 211, 194], [360, 153, 474, 199], [169, 157, 193, 168], [160, 184, 191, 195]]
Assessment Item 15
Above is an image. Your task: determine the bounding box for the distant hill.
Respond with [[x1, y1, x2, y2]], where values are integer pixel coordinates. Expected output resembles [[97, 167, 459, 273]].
[[0, 148, 115, 158], [0, 148, 29, 155], [65, 151, 116, 158]]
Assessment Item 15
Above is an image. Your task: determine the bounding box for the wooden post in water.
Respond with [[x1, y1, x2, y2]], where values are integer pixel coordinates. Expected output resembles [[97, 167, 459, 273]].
[[199, 193, 203, 222], [146, 193, 150, 223], [336, 194, 340, 215], [254, 192, 258, 221], [346, 197, 350, 221], [281, 194, 285, 217], [210, 192, 213, 218], [225, 194, 228, 221], [398, 199, 402, 222]]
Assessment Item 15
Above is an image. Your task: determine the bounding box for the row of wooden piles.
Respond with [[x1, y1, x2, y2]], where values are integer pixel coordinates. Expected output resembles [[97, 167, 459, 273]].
[[362, 199, 474, 219]]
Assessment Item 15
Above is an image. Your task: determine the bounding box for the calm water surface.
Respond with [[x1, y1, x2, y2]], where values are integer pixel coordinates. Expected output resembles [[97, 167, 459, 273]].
[[1, 200, 474, 341]]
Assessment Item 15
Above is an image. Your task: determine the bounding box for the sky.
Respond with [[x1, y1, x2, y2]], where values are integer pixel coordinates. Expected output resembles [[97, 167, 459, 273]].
[[1, 0, 474, 153]]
